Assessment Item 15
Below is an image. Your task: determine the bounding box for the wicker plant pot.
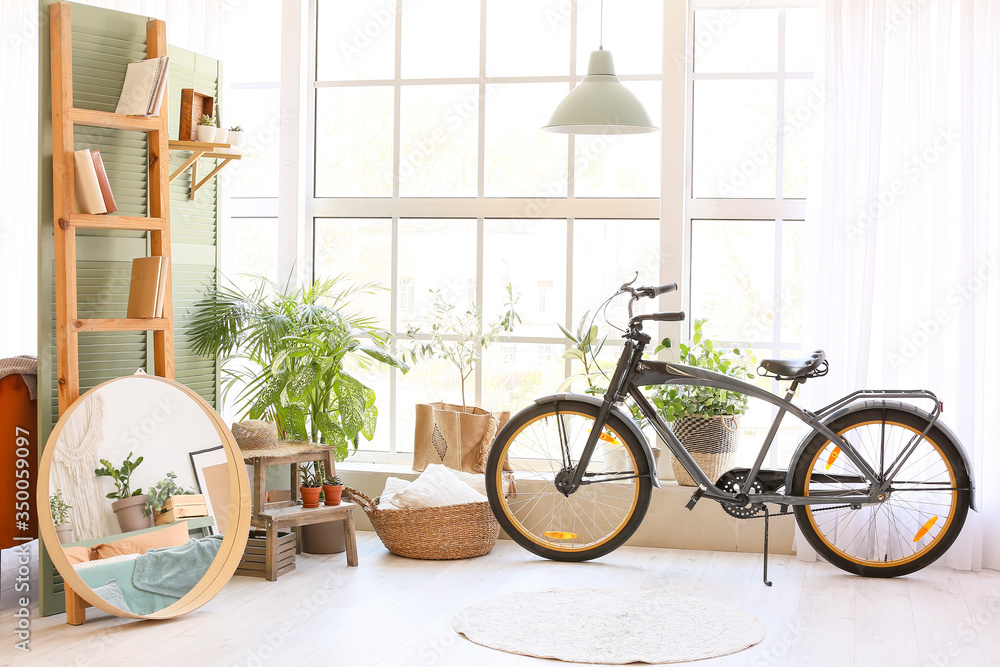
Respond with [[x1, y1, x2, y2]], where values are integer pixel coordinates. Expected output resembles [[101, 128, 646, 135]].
[[670, 415, 740, 487], [344, 487, 499, 560]]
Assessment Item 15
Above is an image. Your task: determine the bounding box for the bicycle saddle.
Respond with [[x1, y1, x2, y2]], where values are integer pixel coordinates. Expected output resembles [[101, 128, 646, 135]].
[[759, 350, 828, 379]]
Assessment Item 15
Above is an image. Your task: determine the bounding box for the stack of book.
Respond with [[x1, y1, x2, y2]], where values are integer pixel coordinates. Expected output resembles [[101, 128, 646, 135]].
[[73, 149, 117, 215], [126, 256, 171, 319]]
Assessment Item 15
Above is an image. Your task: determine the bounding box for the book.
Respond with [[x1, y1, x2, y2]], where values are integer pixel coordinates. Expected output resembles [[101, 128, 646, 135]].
[[115, 56, 170, 116], [126, 256, 164, 318], [73, 149, 106, 215], [153, 256, 170, 318], [89, 151, 117, 214]]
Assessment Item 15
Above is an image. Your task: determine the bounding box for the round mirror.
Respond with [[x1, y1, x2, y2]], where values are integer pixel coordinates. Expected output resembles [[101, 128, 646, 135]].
[[37, 375, 250, 620]]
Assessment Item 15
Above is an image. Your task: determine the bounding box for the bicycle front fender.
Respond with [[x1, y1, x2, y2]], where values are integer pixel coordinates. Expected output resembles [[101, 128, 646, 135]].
[[533, 393, 662, 489], [785, 400, 976, 511]]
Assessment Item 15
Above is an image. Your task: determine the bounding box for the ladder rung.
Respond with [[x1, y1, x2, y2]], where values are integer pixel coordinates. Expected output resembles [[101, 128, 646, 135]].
[[68, 108, 162, 132], [66, 214, 167, 231], [73, 318, 171, 332]]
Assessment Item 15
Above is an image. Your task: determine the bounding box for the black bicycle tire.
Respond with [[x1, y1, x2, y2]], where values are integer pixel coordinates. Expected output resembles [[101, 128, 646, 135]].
[[790, 407, 970, 577], [485, 399, 653, 562]]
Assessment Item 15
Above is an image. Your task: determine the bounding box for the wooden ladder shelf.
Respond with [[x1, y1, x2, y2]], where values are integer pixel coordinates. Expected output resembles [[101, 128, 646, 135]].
[[49, 0, 175, 415]]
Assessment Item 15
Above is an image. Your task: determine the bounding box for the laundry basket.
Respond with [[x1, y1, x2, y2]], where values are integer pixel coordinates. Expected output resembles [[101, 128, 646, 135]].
[[344, 487, 499, 560]]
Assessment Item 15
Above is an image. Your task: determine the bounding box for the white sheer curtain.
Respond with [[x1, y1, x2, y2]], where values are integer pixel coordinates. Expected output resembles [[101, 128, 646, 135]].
[[0, 0, 223, 359], [804, 0, 1000, 570]]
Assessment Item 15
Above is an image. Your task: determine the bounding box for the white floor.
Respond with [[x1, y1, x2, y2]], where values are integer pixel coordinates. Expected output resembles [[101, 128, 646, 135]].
[[5, 532, 999, 667]]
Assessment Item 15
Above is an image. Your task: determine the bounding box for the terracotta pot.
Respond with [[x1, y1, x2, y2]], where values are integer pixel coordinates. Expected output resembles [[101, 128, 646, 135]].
[[322, 484, 344, 506], [111, 495, 152, 532], [300, 486, 322, 508], [55, 524, 74, 545]]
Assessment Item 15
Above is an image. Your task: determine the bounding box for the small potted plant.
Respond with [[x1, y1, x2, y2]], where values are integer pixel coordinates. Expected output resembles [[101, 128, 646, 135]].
[[649, 319, 756, 486], [50, 490, 73, 544], [227, 125, 245, 148], [144, 472, 198, 521], [196, 114, 216, 142], [323, 472, 344, 506], [404, 283, 519, 473], [300, 461, 322, 508], [95, 452, 151, 531]]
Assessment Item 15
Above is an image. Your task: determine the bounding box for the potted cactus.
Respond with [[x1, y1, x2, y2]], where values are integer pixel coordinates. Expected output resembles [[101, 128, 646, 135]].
[[196, 113, 216, 142], [299, 462, 322, 509]]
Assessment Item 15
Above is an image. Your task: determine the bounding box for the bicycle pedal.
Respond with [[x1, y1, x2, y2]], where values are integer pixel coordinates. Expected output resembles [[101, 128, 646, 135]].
[[685, 485, 706, 510]]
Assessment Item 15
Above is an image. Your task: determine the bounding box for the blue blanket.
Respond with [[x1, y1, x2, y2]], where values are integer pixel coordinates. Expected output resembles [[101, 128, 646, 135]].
[[132, 535, 223, 598]]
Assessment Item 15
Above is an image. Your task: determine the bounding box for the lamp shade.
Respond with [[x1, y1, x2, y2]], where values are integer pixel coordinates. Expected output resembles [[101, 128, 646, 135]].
[[543, 50, 658, 134]]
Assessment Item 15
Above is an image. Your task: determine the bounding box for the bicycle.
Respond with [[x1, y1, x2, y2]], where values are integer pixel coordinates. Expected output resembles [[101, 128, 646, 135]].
[[485, 277, 976, 583]]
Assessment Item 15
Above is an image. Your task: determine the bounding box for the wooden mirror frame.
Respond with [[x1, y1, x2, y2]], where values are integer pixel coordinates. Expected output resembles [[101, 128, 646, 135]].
[[37, 375, 251, 620]]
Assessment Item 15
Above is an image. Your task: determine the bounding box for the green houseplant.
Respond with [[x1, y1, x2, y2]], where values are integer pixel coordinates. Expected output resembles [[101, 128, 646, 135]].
[[403, 285, 519, 472], [50, 490, 73, 544], [144, 472, 196, 518], [299, 462, 323, 508], [197, 113, 216, 142], [95, 452, 151, 531], [649, 319, 756, 486], [323, 472, 344, 506], [191, 276, 408, 462]]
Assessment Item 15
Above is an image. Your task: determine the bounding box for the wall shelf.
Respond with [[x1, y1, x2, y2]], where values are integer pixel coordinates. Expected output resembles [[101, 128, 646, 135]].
[[168, 140, 242, 200]]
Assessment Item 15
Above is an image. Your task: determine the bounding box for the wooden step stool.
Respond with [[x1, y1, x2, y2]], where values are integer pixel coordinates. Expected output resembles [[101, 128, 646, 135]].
[[253, 503, 358, 581]]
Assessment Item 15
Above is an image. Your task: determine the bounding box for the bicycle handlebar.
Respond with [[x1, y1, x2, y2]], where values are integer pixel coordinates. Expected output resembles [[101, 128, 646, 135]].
[[631, 311, 686, 324], [635, 283, 677, 298]]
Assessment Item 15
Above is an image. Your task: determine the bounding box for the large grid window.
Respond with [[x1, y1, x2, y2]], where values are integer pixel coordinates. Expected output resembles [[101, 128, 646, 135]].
[[686, 4, 819, 465], [310, 0, 663, 460]]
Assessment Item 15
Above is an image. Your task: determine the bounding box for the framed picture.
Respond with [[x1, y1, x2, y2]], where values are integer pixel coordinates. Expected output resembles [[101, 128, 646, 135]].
[[189, 446, 230, 534]]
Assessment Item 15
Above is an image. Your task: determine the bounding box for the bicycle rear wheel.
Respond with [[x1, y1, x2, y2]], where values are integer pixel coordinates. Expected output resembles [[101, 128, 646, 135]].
[[485, 399, 652, 562], [790, 407, 970, 577]]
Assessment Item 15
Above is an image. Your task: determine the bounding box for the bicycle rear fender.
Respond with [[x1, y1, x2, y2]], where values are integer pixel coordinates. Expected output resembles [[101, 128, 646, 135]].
[[533, 393, 662, 489], [785, 400, 976, 511]]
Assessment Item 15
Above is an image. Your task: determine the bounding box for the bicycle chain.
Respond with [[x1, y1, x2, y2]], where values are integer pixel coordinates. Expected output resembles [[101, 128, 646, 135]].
[[730, 502, 854, 520]]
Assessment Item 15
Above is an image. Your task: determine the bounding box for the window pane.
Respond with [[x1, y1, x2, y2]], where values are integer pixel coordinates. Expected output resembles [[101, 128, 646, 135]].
[[401, 0, 479, 79], [223, 88, 280, 198], [315, 87, 394, 197], [577, 0, 662, 76], [692, 80, 777, 198], [482, 343, 565, 413], [572, 219, 660, 337], [693, 9, 778, 73], [574, 81, 662, 197], [785, 9, 819, 73], [316, 0, 396, 81], [313, 218, 392, 327], [783, 80, 817, 199], [397, 219, 476, 330], [485, 83, 568, 197], [483, 219, 567, 338], [222, 0, 281, 82], [399, 85, 478, 197], [221, 218, 278, 293], [486, 0, 570, 77], [781, 220, 804, 343], [690, 220, 775, 343]]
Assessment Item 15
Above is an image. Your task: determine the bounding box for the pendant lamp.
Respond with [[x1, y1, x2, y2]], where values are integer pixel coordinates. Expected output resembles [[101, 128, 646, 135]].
[[542, 2, 658, 134]]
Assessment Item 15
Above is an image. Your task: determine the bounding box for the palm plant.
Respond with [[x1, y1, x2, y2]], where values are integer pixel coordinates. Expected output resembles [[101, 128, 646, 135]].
[[190, 275, 409, 461]]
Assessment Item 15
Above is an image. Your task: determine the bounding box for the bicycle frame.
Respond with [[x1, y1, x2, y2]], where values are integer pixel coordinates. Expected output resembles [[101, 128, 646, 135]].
[[568, 329, 945, 510]]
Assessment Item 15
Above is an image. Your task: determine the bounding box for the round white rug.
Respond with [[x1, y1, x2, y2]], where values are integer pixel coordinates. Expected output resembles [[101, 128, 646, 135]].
[[452, 587, 766, 664]]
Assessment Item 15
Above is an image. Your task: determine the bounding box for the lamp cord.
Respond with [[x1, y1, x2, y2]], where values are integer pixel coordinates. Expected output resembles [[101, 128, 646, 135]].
[[599, 0, 604, 49]]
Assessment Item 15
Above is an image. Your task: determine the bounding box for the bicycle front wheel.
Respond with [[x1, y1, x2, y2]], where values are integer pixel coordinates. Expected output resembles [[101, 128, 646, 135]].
[[485, 399, 653, 562], [790, 407, 970, 577]]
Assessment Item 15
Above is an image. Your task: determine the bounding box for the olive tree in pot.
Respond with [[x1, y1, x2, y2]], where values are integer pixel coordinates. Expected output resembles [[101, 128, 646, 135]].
[[649, 319, 756, 486], [191, 276, 408, 553], [404, 284, 519, 473], [95, 452, 151, 531]]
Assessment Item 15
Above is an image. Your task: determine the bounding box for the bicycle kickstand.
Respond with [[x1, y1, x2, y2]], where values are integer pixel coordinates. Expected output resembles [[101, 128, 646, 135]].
[[761, 505, 773, 587]]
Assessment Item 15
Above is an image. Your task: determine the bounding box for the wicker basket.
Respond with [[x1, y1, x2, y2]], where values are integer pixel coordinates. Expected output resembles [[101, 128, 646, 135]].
[[344, 487, 500, 560], [670, 415, 740, 487]]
